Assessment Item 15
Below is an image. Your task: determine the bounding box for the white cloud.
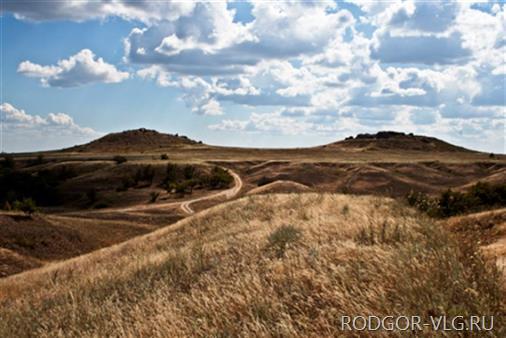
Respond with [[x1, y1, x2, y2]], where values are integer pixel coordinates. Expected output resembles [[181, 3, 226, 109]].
[[18, 49, 129, 87], [4, 0, 505, 152], [2, 1, 197, 23], [210, 111, 314, 135], [371, 32, 471, 65], [0, 102, 97, 136]]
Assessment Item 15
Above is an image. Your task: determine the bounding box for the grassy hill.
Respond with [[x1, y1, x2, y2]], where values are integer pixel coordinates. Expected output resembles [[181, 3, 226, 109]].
[[66, 128, 201, 153], [325, 131, 475, 153], [1, 193, 503, 337]]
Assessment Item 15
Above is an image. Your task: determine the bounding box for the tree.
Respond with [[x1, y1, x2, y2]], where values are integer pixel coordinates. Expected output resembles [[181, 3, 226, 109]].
[[183, 165, 196, 180], [165, 163, 178, 184]]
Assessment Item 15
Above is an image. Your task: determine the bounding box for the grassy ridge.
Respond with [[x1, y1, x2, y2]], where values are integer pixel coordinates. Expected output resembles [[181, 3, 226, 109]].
[[0, 194, 504, 337]]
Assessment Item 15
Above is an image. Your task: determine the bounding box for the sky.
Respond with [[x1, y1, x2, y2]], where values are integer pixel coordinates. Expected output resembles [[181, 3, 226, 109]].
[[0, 0, 504, 153]]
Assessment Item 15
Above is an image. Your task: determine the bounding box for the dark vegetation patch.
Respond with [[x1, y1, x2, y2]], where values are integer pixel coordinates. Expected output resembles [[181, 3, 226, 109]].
[[117, 165, 156, 191], [0, 156, 77, 208], [407, 182, 506, 217], [113, 155, 127, 164], [161, 164, 233, 195], [266, 225, 302, 258]]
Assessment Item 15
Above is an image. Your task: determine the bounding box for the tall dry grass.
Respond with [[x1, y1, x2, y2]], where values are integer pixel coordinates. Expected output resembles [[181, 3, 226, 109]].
[[0, 193, 503, 337]]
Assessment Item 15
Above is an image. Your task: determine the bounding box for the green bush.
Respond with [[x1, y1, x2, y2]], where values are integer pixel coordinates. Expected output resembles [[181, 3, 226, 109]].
[[165, 163, 178, 185], [134, 165, 155, 185], [267, 225, 302, 258], [205, 166, 233, 189], [149, 191, 160, 203], [13, 198, 38, 215], [162, 164, 232, 193], [183, 165, 196, 180], [407, 182, 506, 217]]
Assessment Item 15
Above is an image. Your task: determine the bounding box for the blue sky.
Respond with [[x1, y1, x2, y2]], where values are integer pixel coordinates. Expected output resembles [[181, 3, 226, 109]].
[[1, 1, 504, 153]]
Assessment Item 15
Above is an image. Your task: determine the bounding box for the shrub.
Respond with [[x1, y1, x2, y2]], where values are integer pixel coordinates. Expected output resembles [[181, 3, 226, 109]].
[[205, 166, 233, 189], [113, 155, 127, 164], [438, 189, 468, 217], [117, 177, 134, 192], [162, 164, 232, 193], [160, 154, 169, 160], [0, 170, 60, 206], [183, 165, 196, 180], [149, 191, 160, 203], [407, 182, 506, 218], [164, 163, 178, 186], [266, 225, 302, 258], [134, 165, 155, 186], [173, 180, 199, 195], [13, 198, 38, 215]]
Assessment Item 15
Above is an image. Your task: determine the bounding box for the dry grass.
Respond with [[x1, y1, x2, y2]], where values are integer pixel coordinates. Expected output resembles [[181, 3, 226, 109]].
[[0, 193, 504, 337]]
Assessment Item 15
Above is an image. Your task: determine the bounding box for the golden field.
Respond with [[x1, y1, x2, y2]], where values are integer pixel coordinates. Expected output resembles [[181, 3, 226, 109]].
[[1, 193, 503, 337]]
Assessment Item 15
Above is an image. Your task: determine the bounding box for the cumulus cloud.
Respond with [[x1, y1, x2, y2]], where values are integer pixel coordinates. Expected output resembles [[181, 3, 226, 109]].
[[18, 49, 129, 87], [2, 1, 196, 23], [387, 1, 458, 33], [0, 102, 97, 135], [371, 32, 471, 65], [209, 112, 315, 135], [4, 0, 505, 152]]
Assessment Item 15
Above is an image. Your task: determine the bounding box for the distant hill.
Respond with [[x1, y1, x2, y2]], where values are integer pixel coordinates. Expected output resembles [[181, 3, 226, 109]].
[[67, 128, 201, 152], [324, 131, 474, 152]]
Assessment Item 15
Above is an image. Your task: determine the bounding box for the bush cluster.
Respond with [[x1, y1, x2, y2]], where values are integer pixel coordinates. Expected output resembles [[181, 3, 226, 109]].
[[266, 224, 302, 258], [0, 166, 75, 208], [162, 164, 232, 195], [407, 182, 506, 217], [117, 165, 155, 191], [13, 198, 38, 214]]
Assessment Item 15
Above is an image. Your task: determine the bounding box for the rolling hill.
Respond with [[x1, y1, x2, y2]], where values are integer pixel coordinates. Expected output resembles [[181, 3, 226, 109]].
[[66, 128, 202, 152], [1, 194, 503, 337], [324, 131, 475, 152]]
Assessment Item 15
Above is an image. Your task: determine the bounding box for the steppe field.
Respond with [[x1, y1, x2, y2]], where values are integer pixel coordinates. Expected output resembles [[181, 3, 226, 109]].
[[0, 129, 505, 337]]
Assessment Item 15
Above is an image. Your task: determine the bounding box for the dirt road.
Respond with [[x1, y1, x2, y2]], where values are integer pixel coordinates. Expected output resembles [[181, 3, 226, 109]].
[[74, 168, 243, 215], [180, 169, 243, 214]]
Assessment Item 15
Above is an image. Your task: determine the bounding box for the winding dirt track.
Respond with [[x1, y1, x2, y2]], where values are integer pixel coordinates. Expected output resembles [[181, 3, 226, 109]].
[[180, 169, 243, 214], [80, 168, 242, 215]]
